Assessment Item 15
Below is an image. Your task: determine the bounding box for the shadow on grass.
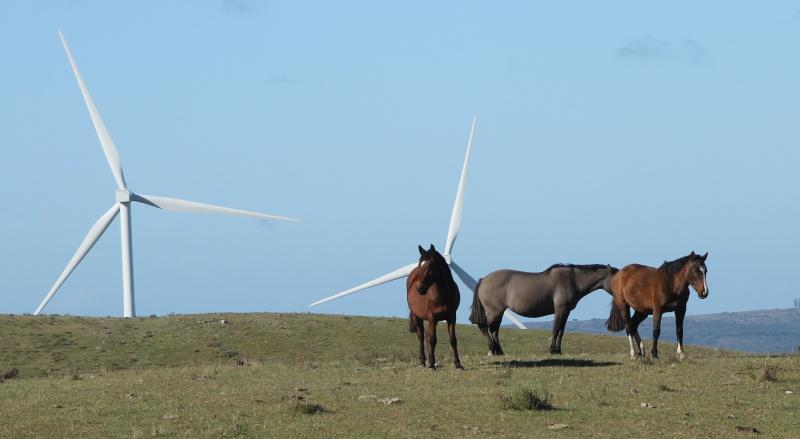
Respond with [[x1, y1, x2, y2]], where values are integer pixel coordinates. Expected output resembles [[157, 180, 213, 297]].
[[498, 359, 622, 368]]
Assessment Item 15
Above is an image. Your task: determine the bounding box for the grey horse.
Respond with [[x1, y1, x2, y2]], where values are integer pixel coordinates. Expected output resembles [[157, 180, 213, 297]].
[[470, 264, 618, 355]]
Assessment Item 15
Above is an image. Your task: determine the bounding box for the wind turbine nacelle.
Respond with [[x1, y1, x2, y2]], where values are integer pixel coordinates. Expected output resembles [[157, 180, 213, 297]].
[[115, 189, 131, 203]]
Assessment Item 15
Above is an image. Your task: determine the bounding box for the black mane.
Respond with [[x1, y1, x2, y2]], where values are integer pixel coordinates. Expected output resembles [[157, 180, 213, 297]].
[[659, 255, 694, 278], [431, 252, 456, 285], [546, 263, 608, 273]]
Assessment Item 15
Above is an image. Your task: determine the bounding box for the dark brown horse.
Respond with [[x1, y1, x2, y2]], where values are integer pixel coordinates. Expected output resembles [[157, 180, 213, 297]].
[[607, 252, 709, 359], [407, 244, 462, 370]]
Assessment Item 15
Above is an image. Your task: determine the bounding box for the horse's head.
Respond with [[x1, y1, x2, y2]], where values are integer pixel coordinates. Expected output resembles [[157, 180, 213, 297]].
[[685, 251, 709, 299], [417, 244, 447, 294], [602, 264, 620, 293]]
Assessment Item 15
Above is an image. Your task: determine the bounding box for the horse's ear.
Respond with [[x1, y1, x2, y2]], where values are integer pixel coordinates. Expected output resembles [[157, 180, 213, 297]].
[[690, 251, 696, 258], [701, 252, 708, 261], [418, 245, 426, 256], [429, 244, 436, 252]]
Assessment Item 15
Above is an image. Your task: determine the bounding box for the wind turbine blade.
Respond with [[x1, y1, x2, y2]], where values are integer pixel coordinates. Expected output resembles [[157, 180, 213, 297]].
[[58, 31, 127, 190], [133, 194, 300, 223], [449, 260, 477, 291], [34, 204, 120, 315], [444, 116, 476, 256], [309, 262, 418, 307], [504, 311, 527, 330]]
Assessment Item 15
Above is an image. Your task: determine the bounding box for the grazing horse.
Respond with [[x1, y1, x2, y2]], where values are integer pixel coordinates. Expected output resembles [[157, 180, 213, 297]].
[[470, 264, 618, 355], [407, 244, 463, 370], [606, 252, 709, 359]]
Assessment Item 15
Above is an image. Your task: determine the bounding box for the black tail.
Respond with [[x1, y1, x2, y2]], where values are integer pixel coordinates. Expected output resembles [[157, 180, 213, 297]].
[[606, 301, 625, 332], [469, 278, 487, 327]]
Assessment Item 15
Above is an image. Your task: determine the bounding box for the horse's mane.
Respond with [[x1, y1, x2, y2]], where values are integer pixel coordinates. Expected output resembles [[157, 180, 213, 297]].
[[659, 255, 694, 278], [431, 252, 456, 285], [545, 263, 608, 273]]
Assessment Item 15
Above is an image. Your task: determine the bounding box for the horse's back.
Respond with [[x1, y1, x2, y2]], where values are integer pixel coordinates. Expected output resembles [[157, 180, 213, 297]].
[[613, 264, 656, 288], [613, 264, 665, 312]]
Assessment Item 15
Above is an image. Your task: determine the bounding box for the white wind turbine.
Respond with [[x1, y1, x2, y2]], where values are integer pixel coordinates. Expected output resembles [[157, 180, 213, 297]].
[[310, 117, 526, 329], [34, 31, 300, 318]]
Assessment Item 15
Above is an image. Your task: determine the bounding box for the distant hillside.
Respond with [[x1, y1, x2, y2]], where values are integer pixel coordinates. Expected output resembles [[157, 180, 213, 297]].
[[515, 308, 800, 353]]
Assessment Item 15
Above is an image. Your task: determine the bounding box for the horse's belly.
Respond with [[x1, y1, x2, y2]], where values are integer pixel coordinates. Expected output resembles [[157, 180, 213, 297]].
[[511, 296, 555, 318]]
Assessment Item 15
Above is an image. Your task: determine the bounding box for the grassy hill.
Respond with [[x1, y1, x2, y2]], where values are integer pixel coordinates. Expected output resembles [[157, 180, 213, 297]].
[[520, 308, 800, 353], [1, 313, 798, 438]]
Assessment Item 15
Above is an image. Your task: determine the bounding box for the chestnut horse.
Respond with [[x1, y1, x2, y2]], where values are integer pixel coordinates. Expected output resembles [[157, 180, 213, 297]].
[[607, 252, 709, 359], [407, 244, 462, 370]]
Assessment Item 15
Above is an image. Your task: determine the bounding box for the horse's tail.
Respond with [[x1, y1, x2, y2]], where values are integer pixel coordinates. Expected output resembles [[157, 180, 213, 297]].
[[469, 278, 487, 327], [606, 301, 625, 332]]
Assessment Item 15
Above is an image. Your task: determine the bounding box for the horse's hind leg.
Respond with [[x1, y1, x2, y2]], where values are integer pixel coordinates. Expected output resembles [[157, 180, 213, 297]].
[[481, 308, 503, 356], [619, 304, 640, 359], [651, 309, 663, 359], [413, 315, 426, 367], [447, 318, 463, 370], [489, 320, 504, 356], [478, 325, 495, 356], [629, 311, 648, 357], [426, 319, 438, 370]]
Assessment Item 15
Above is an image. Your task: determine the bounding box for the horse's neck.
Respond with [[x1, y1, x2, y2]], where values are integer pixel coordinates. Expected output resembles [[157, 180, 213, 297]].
[[436, 275, 457, 293], [668, 266, 690, 295], [575, 271, 606, 296], [433, 266, 457, 294]]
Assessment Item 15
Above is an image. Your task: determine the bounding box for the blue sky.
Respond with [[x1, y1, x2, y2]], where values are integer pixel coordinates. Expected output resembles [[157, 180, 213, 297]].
[[1, 1, 799, 324]]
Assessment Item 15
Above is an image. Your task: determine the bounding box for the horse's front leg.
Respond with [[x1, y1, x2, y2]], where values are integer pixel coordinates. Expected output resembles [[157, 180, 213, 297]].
[[675, 304, 686, 360], [651, 309, 663, 359], [549, 311, 561, 354], [447, 318, 463, 369], [426, 319, 437, 370], [414, 316, 426, 367], [551, 308, 570, 354]]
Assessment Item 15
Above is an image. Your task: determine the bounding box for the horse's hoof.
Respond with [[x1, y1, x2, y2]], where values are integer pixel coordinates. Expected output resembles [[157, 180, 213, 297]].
[[677, 353, 685, 361], [455, 363, 464, 370], [487, 351, 494, 357], [428, 365, 437, 371]]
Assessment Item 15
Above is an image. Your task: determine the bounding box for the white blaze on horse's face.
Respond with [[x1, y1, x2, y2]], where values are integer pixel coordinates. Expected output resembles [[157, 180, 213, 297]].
[[703, 266, 709, 295], [699, 265, 709, 299]]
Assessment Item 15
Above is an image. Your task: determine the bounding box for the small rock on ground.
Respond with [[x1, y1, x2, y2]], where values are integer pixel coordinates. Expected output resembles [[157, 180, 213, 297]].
[[378, 397, 402, 405]]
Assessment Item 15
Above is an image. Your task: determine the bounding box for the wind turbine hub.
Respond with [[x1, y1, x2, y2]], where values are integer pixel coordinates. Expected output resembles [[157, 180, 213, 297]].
[[115, 189, 131, 203]]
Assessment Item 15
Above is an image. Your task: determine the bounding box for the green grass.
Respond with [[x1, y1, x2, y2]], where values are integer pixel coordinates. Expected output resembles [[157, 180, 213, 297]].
[[1, 313, 798, 438]]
